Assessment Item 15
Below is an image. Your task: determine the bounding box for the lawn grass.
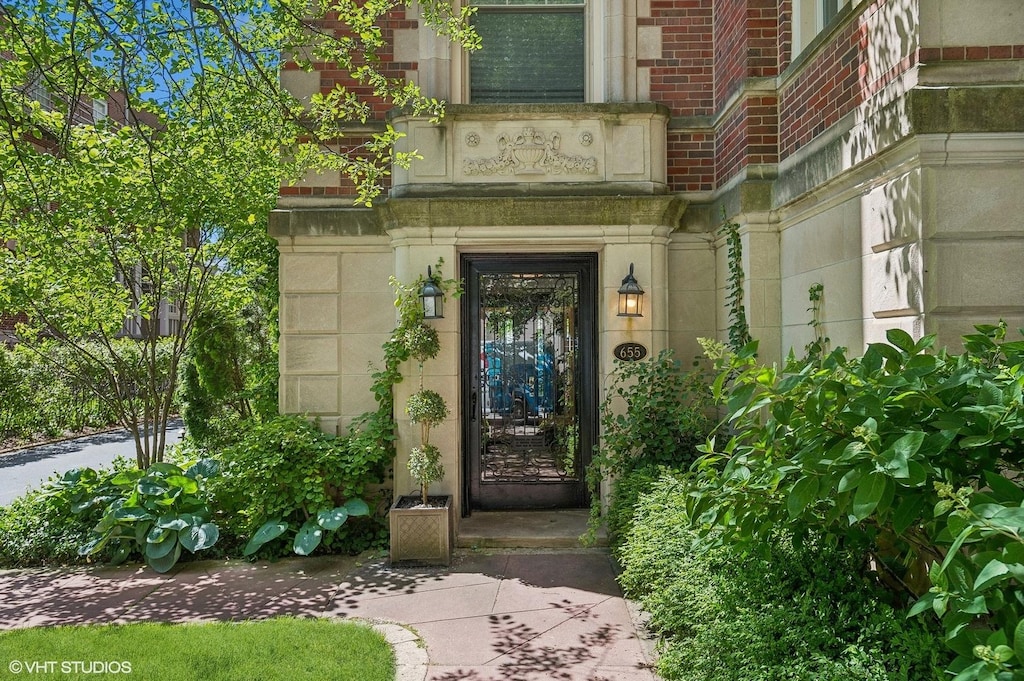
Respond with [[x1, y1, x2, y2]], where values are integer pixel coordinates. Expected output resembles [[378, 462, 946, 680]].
[[0, 616, 395, 680]]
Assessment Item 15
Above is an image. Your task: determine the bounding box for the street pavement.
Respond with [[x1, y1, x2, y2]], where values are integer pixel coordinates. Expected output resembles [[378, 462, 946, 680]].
[[0, 421, 185, 506], [0, 549, 660, 681]]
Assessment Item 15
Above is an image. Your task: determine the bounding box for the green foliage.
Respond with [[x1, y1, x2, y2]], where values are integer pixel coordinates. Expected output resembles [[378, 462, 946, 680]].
[[406, 389, 449, 428], [618, 474, 951, 681], [585, 350, 710, 539], [805, 282, 830, 360], [178, 297, 280, 449], [0, 342, 121, 441], [0, 347, 33, 438], [402, 323, 441, 366], [693, 322, 1024, 679], [408, 444, 445, 505], [209, 415, 388, 559], [604, 465, 662, 550], [54, 460, 221, 573], [719, 213, 752, 351], [593, 350, 710, 476], [0, 483, 98, 567], [383, 260, 462, 502]]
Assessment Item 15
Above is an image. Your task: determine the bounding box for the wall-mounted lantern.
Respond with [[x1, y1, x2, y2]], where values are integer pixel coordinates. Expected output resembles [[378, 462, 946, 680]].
[[617, 263, 644, 317], [419, 265, 444, 319]]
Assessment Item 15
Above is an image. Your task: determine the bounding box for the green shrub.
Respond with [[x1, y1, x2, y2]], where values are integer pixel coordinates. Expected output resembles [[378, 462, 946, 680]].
[[0, 458, 134, 567], [62, 461, 221, 573], [605, 464, 662, 551], [585, 350, 710, 540], [619, 473, 951, 681], [0, 486, 95, 567], [693, 324, 1024, 679], [209, 415, 388, 559]]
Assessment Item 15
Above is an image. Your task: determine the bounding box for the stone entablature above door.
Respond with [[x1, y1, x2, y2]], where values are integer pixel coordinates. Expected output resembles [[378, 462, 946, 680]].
[[389, 103, 670, 198]]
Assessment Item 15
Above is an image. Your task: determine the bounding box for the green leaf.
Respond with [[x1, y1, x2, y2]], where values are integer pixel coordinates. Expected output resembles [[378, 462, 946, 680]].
[[179, 523, 219, 552], [137, 476, 170, 496], [185, 458, 220, 478], [146, 536, 177, 560], [156, 514, 189, 531], [1013, 619, 1024, 665], [907, 593, 935, 618], [113, 506, 152, 521], [293, 519, 323, 556], [984, 471, 1024, 504], [78, 534, 109, 557], [838, 467, 864, 493], [977, 381, 1002, 407], [893, 495, 927, 535], [886, 328, 915, 352], [852, 471, 887, 521], [787, 476, 819, 519], [242, 520, 289, 557], [147, 541, 182, 574], [990, 507, 1024, 534], [146, 525, 170, 544], [343, 498, 370, 517], [938, 526, 975, 576], [165, 475, 199, 494], [317, 507, 349, 531]]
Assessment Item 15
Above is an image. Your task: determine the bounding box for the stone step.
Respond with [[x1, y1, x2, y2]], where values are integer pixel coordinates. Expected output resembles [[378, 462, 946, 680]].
[[456, 509, 608, 549]]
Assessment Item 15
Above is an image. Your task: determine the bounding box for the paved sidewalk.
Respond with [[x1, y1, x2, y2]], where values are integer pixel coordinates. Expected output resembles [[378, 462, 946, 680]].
[[0, 549, 659, 681]]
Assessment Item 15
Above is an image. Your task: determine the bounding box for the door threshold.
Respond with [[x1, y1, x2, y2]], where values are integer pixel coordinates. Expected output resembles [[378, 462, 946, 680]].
[[457, 509, 608, 549]]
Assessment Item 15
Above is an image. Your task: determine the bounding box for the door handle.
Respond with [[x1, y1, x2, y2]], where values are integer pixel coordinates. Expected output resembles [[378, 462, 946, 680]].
[[470, 387, 477, 421]]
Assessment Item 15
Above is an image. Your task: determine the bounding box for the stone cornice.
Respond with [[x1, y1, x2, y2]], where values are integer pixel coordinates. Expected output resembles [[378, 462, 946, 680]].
[[378, 195, 688, 231]]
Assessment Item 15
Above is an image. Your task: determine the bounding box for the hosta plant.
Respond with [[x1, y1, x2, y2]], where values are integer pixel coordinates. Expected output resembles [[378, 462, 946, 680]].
[[62, 459, 221, 573]]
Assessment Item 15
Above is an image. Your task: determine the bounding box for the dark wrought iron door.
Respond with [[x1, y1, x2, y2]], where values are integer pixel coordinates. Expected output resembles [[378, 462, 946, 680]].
[[462, 254, 597, 510]]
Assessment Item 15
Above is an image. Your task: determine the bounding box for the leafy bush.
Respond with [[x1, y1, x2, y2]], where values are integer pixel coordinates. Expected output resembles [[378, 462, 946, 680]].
[[209, 415, 388, 559], [693, 324, 1024, 679], [55, 460, 221, 573], [177, 304, 279, 450], [0, 457, 134, 567], [585, 350, 710, 540], [604, 464, 661, 550], [619, 473, 950, 681], [594, 350, 710, 475], [0, 342, 120, 441], [0, 485, 96, 567]]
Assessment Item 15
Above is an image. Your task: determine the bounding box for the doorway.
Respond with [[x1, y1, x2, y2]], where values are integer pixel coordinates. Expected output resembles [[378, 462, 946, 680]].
[[461, 254, 597, 511]]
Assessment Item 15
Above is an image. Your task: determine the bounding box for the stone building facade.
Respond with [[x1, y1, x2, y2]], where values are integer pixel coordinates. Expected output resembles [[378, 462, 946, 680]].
[[271, 0, 1024, 521]]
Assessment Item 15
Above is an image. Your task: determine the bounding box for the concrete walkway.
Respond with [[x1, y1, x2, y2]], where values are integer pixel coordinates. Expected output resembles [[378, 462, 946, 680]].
[[0, 549, 659, 681]]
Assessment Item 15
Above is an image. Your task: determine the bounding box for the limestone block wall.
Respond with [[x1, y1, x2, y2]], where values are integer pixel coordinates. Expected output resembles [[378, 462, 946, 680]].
[[921, 134, 1024, 346], [277, 232, 395, 436], [667, 234, 717, 364]]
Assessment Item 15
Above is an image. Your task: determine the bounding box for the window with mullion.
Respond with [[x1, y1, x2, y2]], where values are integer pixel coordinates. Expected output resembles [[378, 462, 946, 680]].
[[469, 1, 585, 104]]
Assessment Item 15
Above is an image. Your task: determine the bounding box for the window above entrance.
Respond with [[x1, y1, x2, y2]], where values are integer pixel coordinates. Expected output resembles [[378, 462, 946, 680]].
[[469, 0, 585, 104]]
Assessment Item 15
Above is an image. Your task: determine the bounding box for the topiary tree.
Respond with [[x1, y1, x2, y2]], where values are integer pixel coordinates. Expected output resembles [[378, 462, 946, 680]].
[[389, 261, 460, 505]]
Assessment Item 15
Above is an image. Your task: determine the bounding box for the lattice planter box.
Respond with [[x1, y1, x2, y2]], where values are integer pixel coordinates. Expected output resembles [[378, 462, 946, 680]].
[[389, 495, 453, 566]]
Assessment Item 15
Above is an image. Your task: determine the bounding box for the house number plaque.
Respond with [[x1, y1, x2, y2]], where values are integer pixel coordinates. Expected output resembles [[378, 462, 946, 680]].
[[613, 342, 648, 361]]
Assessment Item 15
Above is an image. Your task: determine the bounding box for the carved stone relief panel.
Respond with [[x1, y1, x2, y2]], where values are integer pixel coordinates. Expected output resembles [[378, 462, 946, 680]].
[[461, 126, 599, 178]]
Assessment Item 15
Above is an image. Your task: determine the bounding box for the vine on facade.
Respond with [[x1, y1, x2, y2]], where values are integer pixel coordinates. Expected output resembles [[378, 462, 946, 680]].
[[720, 212, 753, 351]]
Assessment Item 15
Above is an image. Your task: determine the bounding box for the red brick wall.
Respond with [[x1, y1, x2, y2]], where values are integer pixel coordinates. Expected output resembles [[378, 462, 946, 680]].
[[714, 95, 779, 183], [665, 1, 781, 188], [281, 10, 416, 199], [714, 0, 748, 108], [777, 16, 863, 157], [639, 0, 715, 117], [668, 131, 715, 192], [777, 0, 793, 72], [918, 45, 1024, 62]]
